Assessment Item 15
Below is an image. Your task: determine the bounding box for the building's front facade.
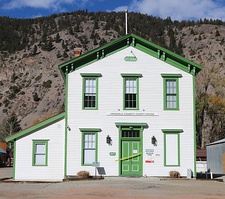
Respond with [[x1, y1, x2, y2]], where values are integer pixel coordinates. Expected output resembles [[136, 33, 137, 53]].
[[6, 34, 202, 181]]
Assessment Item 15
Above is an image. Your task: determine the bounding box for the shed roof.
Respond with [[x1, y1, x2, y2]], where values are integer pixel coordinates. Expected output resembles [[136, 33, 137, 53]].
[[6, 112, 65, 142], [0, 148, 6, 154], [206, 138, 225, 146], [59, 33, 202, 80]]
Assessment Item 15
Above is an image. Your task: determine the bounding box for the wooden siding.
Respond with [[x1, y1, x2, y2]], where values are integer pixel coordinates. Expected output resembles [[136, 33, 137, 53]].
[[14, 119, 65, 181], [66, 46, 195, 177], [0, 142, 6, 151]]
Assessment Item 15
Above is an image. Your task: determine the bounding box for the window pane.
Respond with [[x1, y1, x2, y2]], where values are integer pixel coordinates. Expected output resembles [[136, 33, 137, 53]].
[[84, 149, 95, 164], [36, 144, 45, 153], [35, 154, 45, 165], [84, 133, 95, 149]]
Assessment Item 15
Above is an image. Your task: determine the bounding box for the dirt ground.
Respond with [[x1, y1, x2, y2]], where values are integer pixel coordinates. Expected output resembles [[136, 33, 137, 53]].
[[0, 168, 225, 199]]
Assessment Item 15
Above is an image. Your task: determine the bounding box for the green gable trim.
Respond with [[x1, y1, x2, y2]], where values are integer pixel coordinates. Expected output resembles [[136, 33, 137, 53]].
[[79, 128, 102, 132], [6, 112, 65, 142], [58, 33, 202, 81], [121, 73, 142, 77], [80, 73, 102, 77]]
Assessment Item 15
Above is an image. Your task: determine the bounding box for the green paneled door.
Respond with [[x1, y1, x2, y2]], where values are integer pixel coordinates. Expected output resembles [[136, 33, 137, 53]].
[[121, 129, 142, 176]]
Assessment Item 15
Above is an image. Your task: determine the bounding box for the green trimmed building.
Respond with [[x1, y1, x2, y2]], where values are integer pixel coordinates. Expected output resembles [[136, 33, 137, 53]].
[[6, 34, 202, 181]]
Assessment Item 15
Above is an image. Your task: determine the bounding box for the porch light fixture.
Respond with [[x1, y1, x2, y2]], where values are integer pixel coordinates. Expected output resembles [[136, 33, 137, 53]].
[[106, 135, 112, 145], [151, 136, 157, 146]]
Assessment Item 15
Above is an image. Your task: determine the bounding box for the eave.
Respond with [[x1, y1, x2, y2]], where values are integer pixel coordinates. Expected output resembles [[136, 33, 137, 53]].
[[58, 33, 202, 81]]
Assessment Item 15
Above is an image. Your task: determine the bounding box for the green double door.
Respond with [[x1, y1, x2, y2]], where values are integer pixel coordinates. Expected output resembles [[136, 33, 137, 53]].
[[120, 129, 142, 176]]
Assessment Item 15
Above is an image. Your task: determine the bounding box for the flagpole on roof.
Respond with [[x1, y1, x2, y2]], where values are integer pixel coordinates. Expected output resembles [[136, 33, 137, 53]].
[[125, 10, 128, 35]]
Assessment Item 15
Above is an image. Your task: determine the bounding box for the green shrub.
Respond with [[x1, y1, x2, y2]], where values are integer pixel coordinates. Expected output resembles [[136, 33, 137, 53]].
[[42, 80, 52, 88]]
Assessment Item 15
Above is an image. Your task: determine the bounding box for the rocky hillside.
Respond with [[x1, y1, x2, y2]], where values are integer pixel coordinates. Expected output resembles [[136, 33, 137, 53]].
[[1, 11, 225, 148]]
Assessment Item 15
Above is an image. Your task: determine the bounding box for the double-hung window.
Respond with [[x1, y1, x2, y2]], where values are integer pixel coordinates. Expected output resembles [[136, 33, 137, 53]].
[[79, 128, 101, 166], [161, 74, 182, 110], [32, 140, 48, 166], [121, 74, 142, 110], [81, 73, 101, 110]]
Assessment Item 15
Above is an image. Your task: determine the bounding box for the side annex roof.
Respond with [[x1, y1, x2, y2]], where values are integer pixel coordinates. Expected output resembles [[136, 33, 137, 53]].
[[59, 33, 202, 80], [6, 112, 65, 142]]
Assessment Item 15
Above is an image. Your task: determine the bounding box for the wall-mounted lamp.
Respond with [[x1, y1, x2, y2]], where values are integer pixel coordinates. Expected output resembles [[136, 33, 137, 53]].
[[151, 136, 157, 146], [67, 125, 71, 131], [106, 135, 112, 145]]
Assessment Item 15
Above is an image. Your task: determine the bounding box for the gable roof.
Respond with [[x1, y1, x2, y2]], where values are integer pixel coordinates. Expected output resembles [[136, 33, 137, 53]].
[[59, 33, 202, 80], [6, 112, 65, 142]]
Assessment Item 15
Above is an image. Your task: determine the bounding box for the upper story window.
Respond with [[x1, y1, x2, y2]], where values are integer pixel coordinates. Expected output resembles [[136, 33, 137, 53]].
[[80, 73, 101, 110], [121, 74, 142, 110], [161, 74, 182, 110]]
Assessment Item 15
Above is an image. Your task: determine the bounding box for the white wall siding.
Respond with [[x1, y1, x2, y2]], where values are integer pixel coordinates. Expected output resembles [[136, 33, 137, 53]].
[[15, 119, 65, 181], [66, 46, 195, 177]]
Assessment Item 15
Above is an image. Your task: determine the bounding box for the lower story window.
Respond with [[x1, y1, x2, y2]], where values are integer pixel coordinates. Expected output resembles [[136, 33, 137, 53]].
[[33, 140, 48, 166], [162, 129, 183, 167], [80, 128, 100, 166], [83, 133, 96, 165]]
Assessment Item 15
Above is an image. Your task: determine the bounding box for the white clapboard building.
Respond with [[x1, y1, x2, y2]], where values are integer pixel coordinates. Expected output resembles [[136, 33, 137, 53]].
[[6, 34, 202, 181]]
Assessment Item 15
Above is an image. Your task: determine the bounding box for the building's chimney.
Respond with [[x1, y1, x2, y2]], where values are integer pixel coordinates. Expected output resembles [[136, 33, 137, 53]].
[[74, 48, 82, 58]]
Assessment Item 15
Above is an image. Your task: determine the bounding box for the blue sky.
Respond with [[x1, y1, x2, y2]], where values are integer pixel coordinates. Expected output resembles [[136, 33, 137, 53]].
[[0, 0, 225, 21]]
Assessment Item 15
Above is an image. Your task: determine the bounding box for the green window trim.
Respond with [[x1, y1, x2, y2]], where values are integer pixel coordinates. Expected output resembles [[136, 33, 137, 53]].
[[121, 74, 142, 110], [80, 128, 100, 166], [81, 74, 100, 110], [32, 140, 49, 166], [162, 129, 183, 167], [80, 73, 102, 77], [161, 74, 182, 110]]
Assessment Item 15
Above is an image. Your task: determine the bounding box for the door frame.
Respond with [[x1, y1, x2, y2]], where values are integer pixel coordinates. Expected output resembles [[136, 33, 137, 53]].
[[115, 122, 148, 176]]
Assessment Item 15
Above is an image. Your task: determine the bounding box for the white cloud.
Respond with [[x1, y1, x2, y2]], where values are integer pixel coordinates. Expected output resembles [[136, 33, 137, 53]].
[[2, 0, 89, 11], [113, 6, 129, 12], [121, 0, 225, 21]]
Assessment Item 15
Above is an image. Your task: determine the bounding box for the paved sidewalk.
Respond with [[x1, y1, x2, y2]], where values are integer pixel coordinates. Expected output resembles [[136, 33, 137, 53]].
[[0, 167, 13, 180]]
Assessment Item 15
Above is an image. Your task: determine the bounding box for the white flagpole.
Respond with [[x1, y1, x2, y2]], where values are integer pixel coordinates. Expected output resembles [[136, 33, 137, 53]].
[[125, 10, 128, 35]]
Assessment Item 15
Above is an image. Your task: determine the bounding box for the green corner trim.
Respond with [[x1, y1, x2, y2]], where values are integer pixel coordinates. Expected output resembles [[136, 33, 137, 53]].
[[193, 76, 197, 177], [13, 141, 16, 180], [6, 113, 65, 142], [64, 72, 69, 177]]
